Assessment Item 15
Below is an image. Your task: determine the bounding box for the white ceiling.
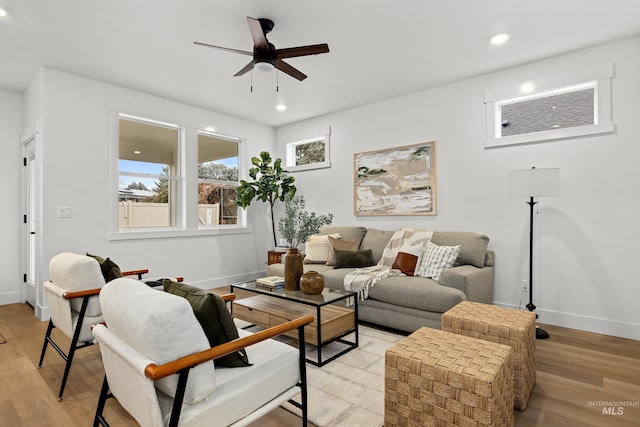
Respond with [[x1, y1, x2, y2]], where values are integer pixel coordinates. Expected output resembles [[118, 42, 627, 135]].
[[1, 0, 639, 127]]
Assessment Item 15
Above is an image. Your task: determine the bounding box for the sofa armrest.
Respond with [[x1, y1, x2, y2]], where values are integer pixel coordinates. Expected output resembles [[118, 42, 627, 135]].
[[439, 265, 494, 304]]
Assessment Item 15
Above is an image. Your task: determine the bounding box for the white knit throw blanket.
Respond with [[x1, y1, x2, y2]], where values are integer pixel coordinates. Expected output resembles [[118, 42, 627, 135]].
[[344, 228, 433, 300]]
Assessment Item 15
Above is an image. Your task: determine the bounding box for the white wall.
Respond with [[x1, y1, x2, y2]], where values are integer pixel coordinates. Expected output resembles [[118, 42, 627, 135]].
[[276, 36, 640, 340], [22, 68, 276, 318], [0, 89, 24, 305]]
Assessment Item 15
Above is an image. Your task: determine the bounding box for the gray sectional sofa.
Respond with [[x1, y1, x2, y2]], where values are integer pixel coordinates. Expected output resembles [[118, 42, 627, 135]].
[[266, 226, 495, 332]]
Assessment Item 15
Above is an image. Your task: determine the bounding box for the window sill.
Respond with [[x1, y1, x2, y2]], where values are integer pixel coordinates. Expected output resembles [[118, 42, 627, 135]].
[[485, 122, 615, 148], [108, 226, 251, 241]]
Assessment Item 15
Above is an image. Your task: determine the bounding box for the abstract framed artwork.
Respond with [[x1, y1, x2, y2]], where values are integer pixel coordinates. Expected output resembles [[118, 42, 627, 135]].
[[354, 141, 436, 216]]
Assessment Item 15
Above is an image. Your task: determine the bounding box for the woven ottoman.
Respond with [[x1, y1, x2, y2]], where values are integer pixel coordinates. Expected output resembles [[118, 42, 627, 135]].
[[385, 327, 513, 427], [442, 301, 536, 410]]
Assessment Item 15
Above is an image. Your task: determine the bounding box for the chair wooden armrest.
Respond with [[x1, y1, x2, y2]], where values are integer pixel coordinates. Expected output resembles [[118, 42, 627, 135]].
[[63, 287, 102, 299], [220, 293, 236, 302], [122, 269, 149, 279], [144, 315, 314, 381]]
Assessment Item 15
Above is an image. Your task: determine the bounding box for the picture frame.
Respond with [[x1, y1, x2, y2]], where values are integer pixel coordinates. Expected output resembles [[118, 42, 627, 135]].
[[354, 141, 436, 216]]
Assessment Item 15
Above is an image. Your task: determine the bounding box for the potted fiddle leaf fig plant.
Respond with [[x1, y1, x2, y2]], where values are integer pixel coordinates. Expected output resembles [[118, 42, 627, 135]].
[[236, 151, 296, 247], [278, 195, 333, 290]]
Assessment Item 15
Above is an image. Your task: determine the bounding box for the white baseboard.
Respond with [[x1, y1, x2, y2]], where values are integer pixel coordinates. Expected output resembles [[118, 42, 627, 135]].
[[0, 291, 22, 306], [495, 301, 640, 341]]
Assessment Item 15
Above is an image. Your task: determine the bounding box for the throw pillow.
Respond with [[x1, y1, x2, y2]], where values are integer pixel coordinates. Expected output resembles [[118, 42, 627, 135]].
[[303, 233, 340, 264], [326, 236, 359, 266], [414, 241, 461, 281], [333, 249, 375, 269], [163, 280, 250, 367], [86, 253, 123, 282], [391, 252, 419, 276]]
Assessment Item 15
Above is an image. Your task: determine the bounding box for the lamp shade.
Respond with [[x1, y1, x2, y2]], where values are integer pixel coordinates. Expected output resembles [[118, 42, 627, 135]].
[[509, 167, 560, 197]]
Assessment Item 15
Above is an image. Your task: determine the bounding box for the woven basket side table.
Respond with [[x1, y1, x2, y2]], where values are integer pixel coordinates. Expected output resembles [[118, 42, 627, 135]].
[[385, 327, 514, 427], [442, 301, 536, 410]]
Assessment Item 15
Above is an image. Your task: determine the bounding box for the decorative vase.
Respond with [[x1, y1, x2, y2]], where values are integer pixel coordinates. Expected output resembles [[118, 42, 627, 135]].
[[300, 271, 325, 295], [283, 248, 303, 291]]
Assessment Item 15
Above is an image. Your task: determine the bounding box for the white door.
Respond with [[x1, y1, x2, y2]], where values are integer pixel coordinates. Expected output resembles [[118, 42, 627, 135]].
[[23, 137, 37, 307]]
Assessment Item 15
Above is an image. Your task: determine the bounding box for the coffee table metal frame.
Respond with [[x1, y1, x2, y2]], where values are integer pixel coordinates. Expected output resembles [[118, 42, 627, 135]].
[[230, 281, 359, 367]]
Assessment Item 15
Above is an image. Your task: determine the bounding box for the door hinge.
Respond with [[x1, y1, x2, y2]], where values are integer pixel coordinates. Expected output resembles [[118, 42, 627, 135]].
[[24, 214, 27, 224], [23, 273, 27, 283], [23, 157, 27, 166]]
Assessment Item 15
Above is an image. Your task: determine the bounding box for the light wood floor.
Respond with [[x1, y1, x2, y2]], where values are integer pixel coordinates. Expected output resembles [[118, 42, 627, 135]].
[[1, 302, 638, 426]]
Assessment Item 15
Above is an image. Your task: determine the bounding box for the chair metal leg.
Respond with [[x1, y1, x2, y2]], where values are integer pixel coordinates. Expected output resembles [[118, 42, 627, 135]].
[[38, 319, 55, 368], [93, 375, 111, 427], [298, 325, 308, 427], [57, 295, 91, 400]]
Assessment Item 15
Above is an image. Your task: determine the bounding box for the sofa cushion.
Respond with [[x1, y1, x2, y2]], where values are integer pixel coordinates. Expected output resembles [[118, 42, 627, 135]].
[[392, 252, 419, 276], [367, 276, 466, 313], [359, 229, 395, 263], [163, 281, 250, 367], [333, 249, 375, 268], [99, 278, 215, 404], [415, 241, 460, 281], [303, 233, 340, 264], [431, 231, 489, 268], [319, 226, 367, 246], [326, 236, 360, 266]]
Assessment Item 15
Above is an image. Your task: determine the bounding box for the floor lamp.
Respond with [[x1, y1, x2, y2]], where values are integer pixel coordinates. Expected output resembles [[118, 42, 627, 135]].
[[509, 167, 559, 340]]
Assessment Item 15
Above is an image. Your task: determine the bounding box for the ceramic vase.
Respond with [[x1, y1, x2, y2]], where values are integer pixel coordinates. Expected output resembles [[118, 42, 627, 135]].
[[300, 270, 325, 295], [283, 248, 303, 291]]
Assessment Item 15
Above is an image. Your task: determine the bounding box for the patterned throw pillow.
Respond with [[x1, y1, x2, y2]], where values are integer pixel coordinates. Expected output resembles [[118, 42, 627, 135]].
[[414, 241, 461, 281], [304, 233, 341, 264]]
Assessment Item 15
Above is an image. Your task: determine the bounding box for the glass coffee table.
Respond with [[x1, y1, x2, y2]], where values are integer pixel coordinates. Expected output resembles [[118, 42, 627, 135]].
[[230, 281, 358, 366]]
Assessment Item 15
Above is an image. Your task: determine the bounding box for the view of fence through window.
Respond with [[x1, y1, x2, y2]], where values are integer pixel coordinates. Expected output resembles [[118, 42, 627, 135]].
[[197, 132, 239, 225], [118, 117, 178, 228]]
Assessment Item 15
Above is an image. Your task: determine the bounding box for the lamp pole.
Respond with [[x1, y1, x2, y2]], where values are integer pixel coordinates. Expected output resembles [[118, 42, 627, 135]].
[[526, 195, 550, 339]]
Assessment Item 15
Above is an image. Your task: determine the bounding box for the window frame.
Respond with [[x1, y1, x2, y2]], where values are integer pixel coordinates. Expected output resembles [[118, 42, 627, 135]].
[[108, 110, 248, 241], [484, 63, 615, 148], [284, 135, 331, 172]]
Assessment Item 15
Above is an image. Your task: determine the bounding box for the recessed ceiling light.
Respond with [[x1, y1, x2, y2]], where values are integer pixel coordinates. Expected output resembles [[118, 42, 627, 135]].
[[490, 33, 510, 45], [133, 150, 141, 154], [275, 103, 287, 111], [520, 82, 535, 94], [0, 8, 7, 17]]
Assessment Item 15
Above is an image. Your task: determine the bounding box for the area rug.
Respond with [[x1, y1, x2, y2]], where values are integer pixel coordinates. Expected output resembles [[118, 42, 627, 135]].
[[283, 325, 404, 427]]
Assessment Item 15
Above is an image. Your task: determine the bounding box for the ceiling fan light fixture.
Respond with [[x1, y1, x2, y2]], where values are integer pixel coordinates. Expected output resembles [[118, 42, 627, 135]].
[[255, 61, 274, 72]]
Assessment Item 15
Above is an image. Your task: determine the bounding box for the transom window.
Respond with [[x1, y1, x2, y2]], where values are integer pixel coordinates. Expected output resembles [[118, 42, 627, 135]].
[[484, 63, 615, 148]]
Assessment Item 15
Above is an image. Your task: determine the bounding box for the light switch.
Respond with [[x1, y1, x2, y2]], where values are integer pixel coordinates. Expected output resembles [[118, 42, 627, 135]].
[[58, 206, 72, 218]]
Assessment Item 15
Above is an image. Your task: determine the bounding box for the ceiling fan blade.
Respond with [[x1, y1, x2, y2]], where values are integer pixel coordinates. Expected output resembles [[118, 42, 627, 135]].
[[247, 17, 269, 52], [275, 59, 307, 81], [276, 43, 330, 59], [193, 41, 252, 56], [234, 61, 256, 76]]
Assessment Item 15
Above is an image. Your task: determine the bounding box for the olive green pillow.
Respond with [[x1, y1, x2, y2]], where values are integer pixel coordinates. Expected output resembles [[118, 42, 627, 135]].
[[333, 249, 375, 269], [86, 253, 123, 282], [163, 280, 250, 367]]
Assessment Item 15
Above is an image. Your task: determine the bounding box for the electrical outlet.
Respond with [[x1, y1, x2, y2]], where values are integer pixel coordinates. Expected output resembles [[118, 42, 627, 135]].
[[521, 280, 529, 293]]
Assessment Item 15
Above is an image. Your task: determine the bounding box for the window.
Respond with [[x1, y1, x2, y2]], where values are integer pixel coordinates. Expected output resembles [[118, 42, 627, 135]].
[[484, 63, 615, 147], [111, 109, 246, 239], [197, 132, 239, 226], [284, 136, 331, 172], [118, 116, 180, 228]]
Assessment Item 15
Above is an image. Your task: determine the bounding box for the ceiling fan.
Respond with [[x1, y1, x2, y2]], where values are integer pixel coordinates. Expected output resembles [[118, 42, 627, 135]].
[[194, 16, 329, 81]]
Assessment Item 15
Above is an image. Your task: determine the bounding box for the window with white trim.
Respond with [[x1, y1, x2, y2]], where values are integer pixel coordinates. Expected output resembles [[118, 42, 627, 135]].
[[112, 112, 244, 238], [284, 136, 331, 172], [118, 116, 180, 228], [484, 63, 615, 148]]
